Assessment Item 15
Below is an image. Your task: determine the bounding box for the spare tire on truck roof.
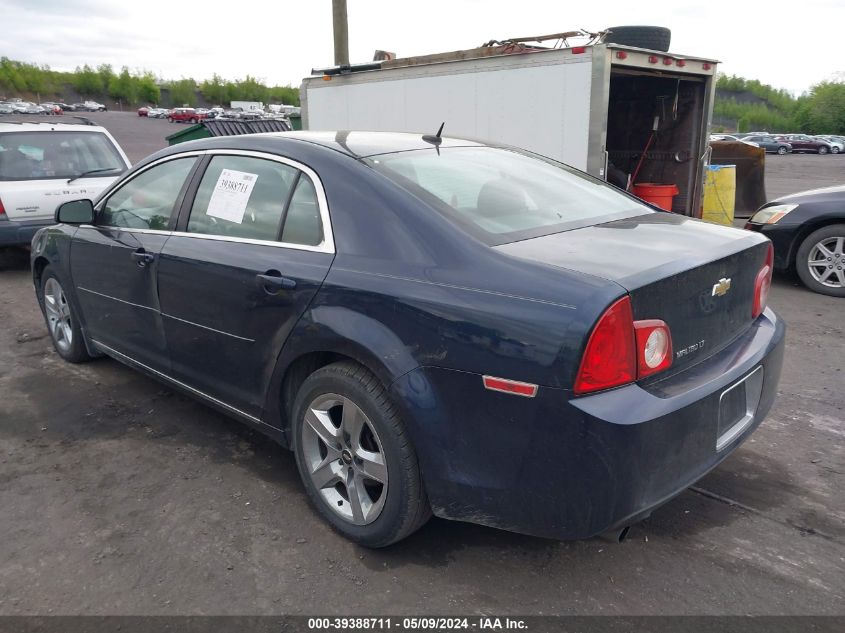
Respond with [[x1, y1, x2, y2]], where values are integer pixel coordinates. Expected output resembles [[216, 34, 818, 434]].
[[605, 26, 671, 52]]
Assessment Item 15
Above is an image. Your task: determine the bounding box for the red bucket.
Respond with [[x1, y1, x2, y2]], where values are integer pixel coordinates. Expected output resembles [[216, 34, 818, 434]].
[[632, 183, 679, 211]]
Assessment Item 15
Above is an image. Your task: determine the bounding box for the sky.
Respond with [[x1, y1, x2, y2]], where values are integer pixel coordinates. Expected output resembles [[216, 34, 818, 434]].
[[2, 0, 844, 96]]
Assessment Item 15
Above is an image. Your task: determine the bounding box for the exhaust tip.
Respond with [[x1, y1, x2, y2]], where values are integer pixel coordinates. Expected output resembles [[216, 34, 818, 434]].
[[596, 525, 632, 543]]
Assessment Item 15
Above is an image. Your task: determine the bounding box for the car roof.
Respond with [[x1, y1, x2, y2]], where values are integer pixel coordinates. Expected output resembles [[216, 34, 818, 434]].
[[0, 122, 108, 133], [132, 131, 494, 175], [257, 131, 487, 158]]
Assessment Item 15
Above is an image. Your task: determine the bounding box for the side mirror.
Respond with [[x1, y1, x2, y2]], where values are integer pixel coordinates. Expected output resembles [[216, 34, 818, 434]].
[[55, 199, 94, 224]]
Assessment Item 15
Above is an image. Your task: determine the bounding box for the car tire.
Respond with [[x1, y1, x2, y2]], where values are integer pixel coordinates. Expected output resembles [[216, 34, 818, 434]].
[[832, 147, 841, 154], [39, 266, 93, 362], [604, 25, 671, 52], [818, 146, 829, 155], [795, 224, 845, 297], [291, 361, 431, 547], [777, 146, 788, 155]]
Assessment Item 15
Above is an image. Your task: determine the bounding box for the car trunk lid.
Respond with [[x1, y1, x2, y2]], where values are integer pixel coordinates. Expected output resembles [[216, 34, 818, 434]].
[[495, 212, 771, 375]]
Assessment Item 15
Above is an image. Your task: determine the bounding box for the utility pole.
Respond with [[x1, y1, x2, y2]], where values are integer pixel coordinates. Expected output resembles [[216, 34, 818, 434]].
[[332, 0, 349, 66]]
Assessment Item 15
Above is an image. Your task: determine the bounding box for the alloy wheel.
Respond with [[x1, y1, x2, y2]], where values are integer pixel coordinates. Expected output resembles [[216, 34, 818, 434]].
[[807, 236, 845, 288], [43, 278, 73, 352], [301, 393, 388, 525]]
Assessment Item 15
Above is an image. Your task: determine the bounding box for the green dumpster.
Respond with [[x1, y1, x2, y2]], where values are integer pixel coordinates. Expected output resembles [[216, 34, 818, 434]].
[[166, 119, 294, 146], [166, 123, 210, 146]]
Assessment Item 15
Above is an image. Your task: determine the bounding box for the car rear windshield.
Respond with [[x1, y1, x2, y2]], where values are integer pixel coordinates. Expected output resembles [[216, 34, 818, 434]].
[[366, 146, 652, 245], [0, 131, 125, 181]]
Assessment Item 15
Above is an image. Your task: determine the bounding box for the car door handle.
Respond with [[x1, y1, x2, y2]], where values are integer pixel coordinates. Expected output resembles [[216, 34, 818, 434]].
[[131, 249, 155, 267], [256, 272, 297, 293]]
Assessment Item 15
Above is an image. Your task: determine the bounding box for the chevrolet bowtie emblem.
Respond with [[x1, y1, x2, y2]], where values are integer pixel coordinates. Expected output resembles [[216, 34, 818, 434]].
[[712, 278, 732, 297]]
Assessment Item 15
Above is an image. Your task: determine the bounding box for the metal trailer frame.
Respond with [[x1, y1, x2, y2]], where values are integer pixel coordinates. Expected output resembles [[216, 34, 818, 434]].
[[301, 43, 718, 217]]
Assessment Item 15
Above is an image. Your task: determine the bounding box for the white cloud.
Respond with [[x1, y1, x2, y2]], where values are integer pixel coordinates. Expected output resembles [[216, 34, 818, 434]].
[[2, 0, 842, 94]]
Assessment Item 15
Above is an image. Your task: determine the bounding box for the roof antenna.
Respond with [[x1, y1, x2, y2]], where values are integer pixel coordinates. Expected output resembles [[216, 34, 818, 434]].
[[422, 122, 445, 146]]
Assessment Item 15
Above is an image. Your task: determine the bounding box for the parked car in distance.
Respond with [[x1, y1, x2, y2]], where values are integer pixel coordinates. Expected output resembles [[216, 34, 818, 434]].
[[740, 135, 792, 155], [147, 107, 170, 119], [746, 185, 845, 297], [56, 103, 76, 112], [167, 107, 205, 123], [31, 132, 785, 547], [137, 106, 150, 117], [40, 103, 63, 116], [0, 103, 14, 115], [24, 104, 46, 115], [0, 121, 131, 247], [776, 134, 832, 154], [814, 136, 844, 154], [83, 100, 107, 112], [709, 134, 759, 148], [238, 110, 264, 120]]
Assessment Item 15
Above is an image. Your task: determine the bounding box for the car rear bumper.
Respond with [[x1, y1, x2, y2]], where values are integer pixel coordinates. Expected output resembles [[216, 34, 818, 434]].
[[0, 218, 55, 247], [390, 308, 786, 540]]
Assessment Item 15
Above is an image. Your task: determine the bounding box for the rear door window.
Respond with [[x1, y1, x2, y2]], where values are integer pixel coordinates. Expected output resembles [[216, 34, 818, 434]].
[[185, 155, 326, 247], [0, 131, 125, 181], [187, 155, 298, 242]]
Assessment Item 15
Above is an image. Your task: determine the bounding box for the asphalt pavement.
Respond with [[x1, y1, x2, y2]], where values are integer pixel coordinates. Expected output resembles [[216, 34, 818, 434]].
[[0, 112, 843, 616]]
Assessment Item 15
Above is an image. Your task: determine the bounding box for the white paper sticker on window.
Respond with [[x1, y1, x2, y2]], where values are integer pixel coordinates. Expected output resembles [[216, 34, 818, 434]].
[[205, 169, 258, 224]]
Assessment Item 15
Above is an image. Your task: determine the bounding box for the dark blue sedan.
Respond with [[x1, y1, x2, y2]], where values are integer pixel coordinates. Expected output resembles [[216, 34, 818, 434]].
[[31, 132, 785, 546]]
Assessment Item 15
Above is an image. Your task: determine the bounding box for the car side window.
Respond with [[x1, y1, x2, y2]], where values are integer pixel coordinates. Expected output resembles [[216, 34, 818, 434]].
[[100, 157, 195, 230], [281, 174, 323, 246], [187, 155, 298, 242]]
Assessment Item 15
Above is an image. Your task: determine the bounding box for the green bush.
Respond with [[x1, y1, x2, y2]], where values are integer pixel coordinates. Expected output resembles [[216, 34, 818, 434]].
[[0, 56, 299, 108], [714, 73, 845, 134]]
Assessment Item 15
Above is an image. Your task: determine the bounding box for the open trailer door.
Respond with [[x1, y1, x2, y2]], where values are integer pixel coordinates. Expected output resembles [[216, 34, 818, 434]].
[[592, 44, 718, 217]]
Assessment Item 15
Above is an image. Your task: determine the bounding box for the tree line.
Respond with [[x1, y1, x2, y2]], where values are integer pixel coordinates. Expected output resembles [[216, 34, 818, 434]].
[[715, 74, 845, 134], [0, 58, 300, 107]]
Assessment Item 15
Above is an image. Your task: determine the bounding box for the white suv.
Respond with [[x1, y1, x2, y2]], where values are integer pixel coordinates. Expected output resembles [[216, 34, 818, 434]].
[[0, 121, 130, 247]]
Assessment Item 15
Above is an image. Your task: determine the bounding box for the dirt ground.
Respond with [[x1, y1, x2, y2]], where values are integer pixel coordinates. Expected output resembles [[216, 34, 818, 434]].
[[0, 112, 843, 616]]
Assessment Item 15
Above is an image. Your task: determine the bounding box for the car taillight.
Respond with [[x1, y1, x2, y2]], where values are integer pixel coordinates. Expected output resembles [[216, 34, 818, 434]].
[[634, 320, 672, 377], [574, 296, 674, 395], [0, 196, 6, 218], [574, 297, 636, 395], [752, 242, 774, 319]]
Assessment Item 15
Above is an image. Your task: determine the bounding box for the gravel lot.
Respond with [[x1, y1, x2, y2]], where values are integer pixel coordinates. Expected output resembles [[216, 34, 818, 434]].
[[1, 112, 843, 616]]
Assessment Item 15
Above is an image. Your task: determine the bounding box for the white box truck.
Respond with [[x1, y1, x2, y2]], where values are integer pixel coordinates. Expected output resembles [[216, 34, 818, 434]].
[[301, 37, 719, 216], [230, 100, 265, 113]]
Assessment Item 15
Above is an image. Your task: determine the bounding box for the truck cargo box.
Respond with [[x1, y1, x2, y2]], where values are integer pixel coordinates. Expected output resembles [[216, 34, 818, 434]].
[[302, 40, 719, 217]]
